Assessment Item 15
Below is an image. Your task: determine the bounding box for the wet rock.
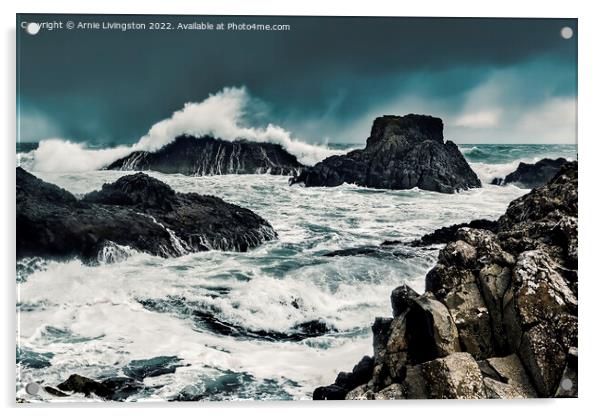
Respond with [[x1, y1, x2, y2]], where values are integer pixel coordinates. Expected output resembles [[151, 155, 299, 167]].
[[17, 168, 276, 260], [422, 353, 486, 399], [406, 293, 461, 363], [44, 386, 69, 397], [107, 135, 304, 176], [291, 114, 481, 193], [56, 374, 144, 401], [313, 384, 348, 400], [57, 374, 112, 399], [491, 158, 568, 188], [411, 218, 499, 246], [390, 284, 419, 317]]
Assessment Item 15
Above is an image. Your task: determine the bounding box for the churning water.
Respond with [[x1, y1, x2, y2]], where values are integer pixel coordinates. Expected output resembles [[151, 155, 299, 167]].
[[16, 143, 576, 401]]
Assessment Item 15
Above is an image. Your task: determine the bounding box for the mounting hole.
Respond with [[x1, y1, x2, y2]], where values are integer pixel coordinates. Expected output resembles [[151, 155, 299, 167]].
[[25, 382, 40, 395], [560, 26, 574, 40], [561, 378, 573, 391], [25, 22, 40, 36]]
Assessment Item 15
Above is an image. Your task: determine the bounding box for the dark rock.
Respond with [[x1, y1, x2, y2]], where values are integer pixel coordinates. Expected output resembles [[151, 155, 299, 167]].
[[44, 386, 69, 397], [411, 218, 499, 246], [291, 114, 481, 193], [334, 356, 374, 391], [491, 158, 568, 188], [313, 161, 578, 400], [56, 374, 143, 401], [421, 352, 486, 399], [406, 293, 461, 363], [313, 384, 348, 400], [107, 135, 304, 176], [390, 284, 419, 317], [17, 168, 276, 261], [57, 374, 112, 399]]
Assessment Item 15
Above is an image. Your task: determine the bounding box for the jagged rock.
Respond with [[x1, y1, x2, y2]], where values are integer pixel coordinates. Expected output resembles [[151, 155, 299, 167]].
[[314, 161, 578, 400], [410, 218, 499, 246], [443, 282, 494, 360], [312, 384, 348, 400], [491, 158, 568, 188], [374, 383, 405, 400], [402, 365, 428, 399], [345, 384, 373, 400], [290, 114, 481, 193], [484, 354, 537, 397], [17, 168, 276, 260], [333, 356, 374, 391], [478, 264, 512, 351], [390, 284, 419, 317], [406, 293, 461, 363], [422, 353, 486, 399], [107, 135, 304, 176]]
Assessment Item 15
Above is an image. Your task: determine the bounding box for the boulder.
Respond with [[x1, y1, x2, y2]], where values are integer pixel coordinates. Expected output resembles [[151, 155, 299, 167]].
[[17, 168, 276, 261], [390, 284, 419, 317], [421, 353, 486, 399], [107, 135, 305, 176], [491, 158, 568, 188], [290, 114, 481, 193], [406, 293, 461, 363]]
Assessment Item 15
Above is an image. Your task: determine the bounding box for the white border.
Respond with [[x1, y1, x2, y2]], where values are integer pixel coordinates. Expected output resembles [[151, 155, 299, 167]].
[[2, 1, 600, 415]]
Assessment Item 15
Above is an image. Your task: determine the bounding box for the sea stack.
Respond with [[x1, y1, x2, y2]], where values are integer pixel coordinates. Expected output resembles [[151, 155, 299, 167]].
[[290, 114, 481, 193], [106, 135, 305, 176]]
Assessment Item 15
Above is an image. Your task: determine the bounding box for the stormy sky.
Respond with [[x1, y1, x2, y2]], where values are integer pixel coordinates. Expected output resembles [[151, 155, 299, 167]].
[[17, 14, 577, 145]]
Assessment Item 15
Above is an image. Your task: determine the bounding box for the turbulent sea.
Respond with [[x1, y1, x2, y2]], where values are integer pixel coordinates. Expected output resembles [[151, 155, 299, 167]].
[[16, 143, 577, 401]]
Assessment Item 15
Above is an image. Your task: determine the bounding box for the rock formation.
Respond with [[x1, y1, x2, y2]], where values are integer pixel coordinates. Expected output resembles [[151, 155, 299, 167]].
[[491, 157, 568, 188], [17, 167, 276, 261], [314, 161, 577, 399], [290, 114, 481, 193], [106, 135, 304, 176]]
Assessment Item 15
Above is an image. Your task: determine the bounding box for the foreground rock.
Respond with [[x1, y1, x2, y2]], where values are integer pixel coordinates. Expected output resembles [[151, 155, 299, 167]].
[[107, 135, 304, 176], [17, 167, 276, 261], [314, 161, 577, 399], [290, 114, 481, 193], [491, 157, 568, 188]]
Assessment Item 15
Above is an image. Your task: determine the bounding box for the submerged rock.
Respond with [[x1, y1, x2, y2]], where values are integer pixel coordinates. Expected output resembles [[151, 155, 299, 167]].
[[55, 374, 144, 401], [16, 168, 276, 261], [313, 161, 578, 399], [491, 157, 568, 188], [291, 114, 481, 193], [107, 135, 304, 176]]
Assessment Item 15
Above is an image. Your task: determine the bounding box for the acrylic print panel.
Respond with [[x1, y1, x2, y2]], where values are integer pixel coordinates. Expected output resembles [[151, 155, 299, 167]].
[[16, 14, 577, 402]]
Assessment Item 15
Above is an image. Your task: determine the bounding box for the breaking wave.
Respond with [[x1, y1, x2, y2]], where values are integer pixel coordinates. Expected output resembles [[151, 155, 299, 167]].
[[18, 87, 345, 172]]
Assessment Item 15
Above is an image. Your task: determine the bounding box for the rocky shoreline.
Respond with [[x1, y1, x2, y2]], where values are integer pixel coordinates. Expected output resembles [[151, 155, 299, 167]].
[[314, 161, 578, 399], [17, 167, 276, 261]]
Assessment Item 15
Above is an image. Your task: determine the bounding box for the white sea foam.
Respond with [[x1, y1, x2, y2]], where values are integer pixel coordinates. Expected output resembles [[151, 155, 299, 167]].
[[20, 87, 345, 173], [17, 172, 531, 400]]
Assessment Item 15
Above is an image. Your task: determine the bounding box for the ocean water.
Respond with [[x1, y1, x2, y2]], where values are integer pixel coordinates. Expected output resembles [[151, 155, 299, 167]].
[[16, 143, 576, 402]]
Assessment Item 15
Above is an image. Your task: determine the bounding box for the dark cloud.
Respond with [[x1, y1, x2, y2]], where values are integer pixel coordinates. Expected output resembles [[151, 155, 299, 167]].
[[17, 14, 577, 144]]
